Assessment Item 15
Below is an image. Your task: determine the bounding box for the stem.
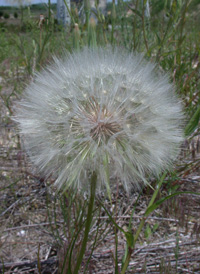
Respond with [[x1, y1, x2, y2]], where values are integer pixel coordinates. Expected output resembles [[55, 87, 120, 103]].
[[48, 0, 51, 26], [74, 172, 97, 274], [63, 0, 75, 26], [83, 209, 101, 274], [20, 5, 23, 25], [73, 24, 80, 51], [114, 226, 119, 274], [176, 0, 192, 65], [84, 0, 91, 32], [114, 181, 119, 274], [120, 172, 167, 274], [147, 172, 167, 209], [111, 0, 116, 45], [142, 0, 149, 52], [121, 248, 132, 274], [133, 0, 139, 50], [88, 19, 97, 48]]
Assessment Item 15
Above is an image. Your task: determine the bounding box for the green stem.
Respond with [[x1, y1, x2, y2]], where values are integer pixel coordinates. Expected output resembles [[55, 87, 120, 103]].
[[176, 0, 191, 65], [114, 226, 119, 274], [74, 172, 97, 274], [120, 172, 167, 274], [111, 0, 116, 45], [73, 24, 81, 51], [121, 248, 132, 274], [48, 0, 51, 26], [133, 0, 139, 50], [84, 0, 91, 32], [147, 172, 167, 209], [63, 0, 75, 26], [88, 19, 97, 48], [142, 0, 149, 52], [20, 5, 23, 25]]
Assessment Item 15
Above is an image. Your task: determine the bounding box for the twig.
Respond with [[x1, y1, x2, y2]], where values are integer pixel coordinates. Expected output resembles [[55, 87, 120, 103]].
[[0, 257, 57, 270], [2, 221, 65, 232], [0, 199, 21, 217]]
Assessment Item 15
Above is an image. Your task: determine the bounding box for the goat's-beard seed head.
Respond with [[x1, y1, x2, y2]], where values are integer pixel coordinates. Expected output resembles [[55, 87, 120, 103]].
[[15, 47, 184, 193]]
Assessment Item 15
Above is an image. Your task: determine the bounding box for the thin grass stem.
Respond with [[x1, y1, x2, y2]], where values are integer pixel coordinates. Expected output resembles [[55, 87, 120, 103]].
[[120, 172, 167, 274], [73, 172, 97, 274]]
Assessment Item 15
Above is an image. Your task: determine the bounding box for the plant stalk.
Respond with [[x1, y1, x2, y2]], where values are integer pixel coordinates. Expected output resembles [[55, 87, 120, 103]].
[[74, 172, 97, 274], [120, 172, 166, 274], [142, 0, 149, 52], [111, 0, 116, 45]]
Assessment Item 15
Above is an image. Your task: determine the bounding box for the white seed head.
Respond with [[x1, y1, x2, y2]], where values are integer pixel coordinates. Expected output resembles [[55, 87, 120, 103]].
[[15, 47, 184, 193]]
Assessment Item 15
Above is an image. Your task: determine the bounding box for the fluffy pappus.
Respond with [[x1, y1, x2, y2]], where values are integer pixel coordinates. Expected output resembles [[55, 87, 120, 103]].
[[15, 47, 184, 193]]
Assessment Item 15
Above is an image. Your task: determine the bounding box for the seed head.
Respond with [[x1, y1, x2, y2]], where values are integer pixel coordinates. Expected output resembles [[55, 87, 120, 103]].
[[15, 48, 184, 193]]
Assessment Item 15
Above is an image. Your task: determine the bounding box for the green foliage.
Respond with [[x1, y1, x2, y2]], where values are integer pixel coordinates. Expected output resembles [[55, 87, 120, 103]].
[[14, 12, 18, 18], [185, 103, 200, 136], [3, 13, 9, 19], [145, 191, 200, 217], [144, 223, 159, 240]]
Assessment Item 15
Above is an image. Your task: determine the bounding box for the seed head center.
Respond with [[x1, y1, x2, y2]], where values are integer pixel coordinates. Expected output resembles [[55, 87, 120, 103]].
[[77, 96, 122, 142], [90, 115, 120, 142]]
